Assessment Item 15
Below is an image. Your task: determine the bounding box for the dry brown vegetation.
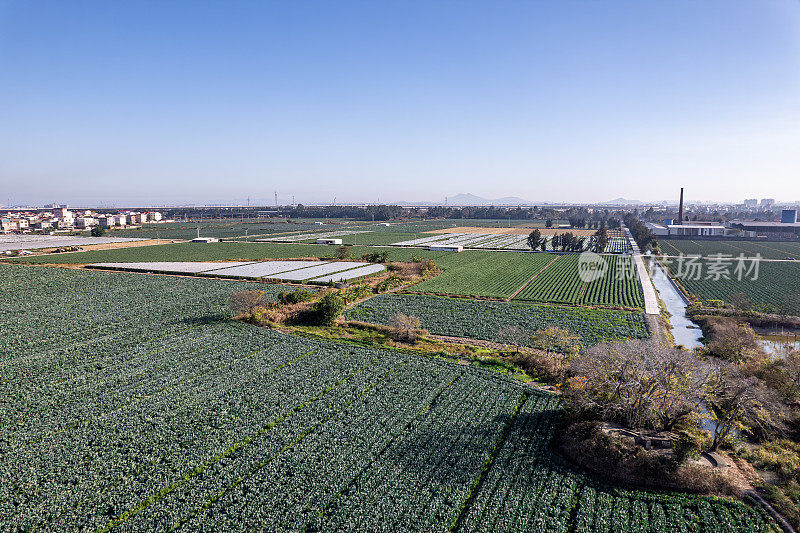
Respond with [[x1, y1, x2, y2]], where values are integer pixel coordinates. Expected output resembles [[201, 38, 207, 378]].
[[558, 422, 745, 496], [229, 290, 266, 317]]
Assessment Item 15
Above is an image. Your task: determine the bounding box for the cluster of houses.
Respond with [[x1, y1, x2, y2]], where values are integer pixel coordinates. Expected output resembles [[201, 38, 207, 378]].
[[1, 207, 164, 234]]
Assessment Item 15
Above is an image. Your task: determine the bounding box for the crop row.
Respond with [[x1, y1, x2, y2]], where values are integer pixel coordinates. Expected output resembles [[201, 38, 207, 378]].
[[669, 259, 800, 316], [512, 255, 644, 308], [345, 294, 650, 348], [412, 252, 557, 298], [659, 239, 800, 260]]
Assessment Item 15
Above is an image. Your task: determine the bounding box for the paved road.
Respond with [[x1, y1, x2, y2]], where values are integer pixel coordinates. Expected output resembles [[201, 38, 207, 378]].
[[623, 226, 660, 315], [633, 254, 660, 315]]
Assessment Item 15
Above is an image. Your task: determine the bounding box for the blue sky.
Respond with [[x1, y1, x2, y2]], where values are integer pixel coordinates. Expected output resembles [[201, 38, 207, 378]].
[[1, 0, 799, 206]]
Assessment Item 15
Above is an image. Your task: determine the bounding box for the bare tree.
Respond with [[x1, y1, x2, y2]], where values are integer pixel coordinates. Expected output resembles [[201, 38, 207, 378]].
[[229, 290, 265, 316], [390, 313, 422, 343], [778, 349, 800, 392], [705, 318, 762, 362], [706, 363, 787, 450], [567, 340, 710, 431], [530, 326, 582, 365], [497, 326, 528, 353]]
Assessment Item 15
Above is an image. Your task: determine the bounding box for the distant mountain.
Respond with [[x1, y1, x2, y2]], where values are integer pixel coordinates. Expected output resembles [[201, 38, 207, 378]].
[[440, 193, 485, 205], [492, 196, 532, 205], [599, 198, 645, 206], [443, 193, 535, 206], [394, 193, 536, 206]]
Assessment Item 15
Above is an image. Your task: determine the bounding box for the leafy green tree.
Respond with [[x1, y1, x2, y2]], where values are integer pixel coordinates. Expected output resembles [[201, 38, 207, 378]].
[[527, 229, 542, 251], [90, 226, 105, 237], [545, 219, 553, 228], [560, 232, 575, 252], [593, 226, 609, 253]]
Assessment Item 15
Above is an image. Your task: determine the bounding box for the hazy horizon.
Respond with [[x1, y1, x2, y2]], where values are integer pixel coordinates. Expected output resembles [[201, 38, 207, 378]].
[[2, 1, 799, 206]]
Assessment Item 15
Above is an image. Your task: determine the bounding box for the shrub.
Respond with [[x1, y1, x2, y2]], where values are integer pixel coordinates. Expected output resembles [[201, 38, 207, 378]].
[[278, 289, 313, 305], [376, 274, 404, 293], [336, 245, 352, 259], [361, 251, 389, 263], [340, 284, 372, 303], [674, 431, 707, 464], [308, 293, 345, 326]]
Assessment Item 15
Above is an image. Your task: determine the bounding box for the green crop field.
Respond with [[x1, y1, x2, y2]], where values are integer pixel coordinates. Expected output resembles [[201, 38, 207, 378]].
[[108, 220, 335, 241], [1, 264, 775, 531], [345, 294, 650, 347], [667, 258, 800, 315], [411, 252, 558, 299], [513, 255, 644, 308], [659, 239, 800, 260]]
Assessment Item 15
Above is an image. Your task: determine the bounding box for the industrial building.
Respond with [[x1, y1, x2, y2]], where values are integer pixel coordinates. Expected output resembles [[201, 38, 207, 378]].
[[730, 220, 800, 237], [644, 222, 728, 237]]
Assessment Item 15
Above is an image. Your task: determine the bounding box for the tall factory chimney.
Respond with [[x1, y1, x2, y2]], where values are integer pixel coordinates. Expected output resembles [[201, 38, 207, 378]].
[[677, 187, 684, 225]]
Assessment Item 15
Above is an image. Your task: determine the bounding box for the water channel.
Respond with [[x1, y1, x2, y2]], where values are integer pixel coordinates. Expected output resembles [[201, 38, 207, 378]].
[[647, 258, 704, 349]]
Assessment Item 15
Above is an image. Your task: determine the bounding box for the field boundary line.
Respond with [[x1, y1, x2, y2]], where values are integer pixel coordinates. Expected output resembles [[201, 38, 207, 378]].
[[29, 348, 319, 530], [97, 356, 391, 533], [447, 394, 527, 532], [165, 360, 405, 533], [13, 339, 308, 451], [506, 255, 560, 301], [309, 373, 465, 526]]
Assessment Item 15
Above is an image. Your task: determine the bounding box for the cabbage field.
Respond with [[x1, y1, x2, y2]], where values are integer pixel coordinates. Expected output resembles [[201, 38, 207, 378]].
[[668, 258, 800, 316], [0, 264, 777, 531], [659, 239, 800, 260], [345, 294, 650, 347]]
